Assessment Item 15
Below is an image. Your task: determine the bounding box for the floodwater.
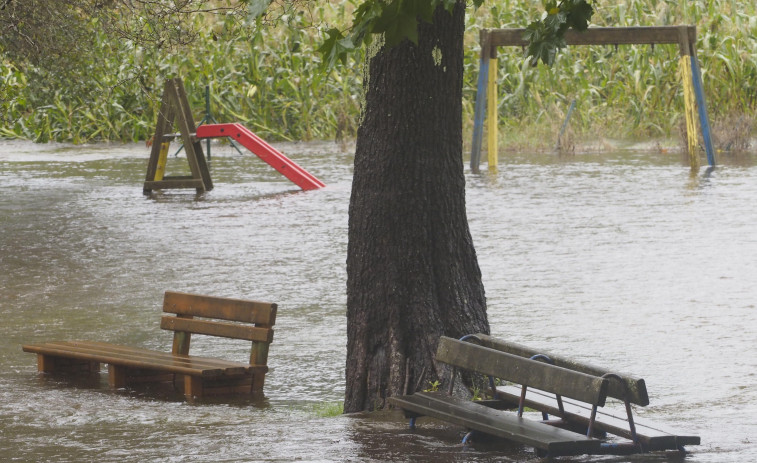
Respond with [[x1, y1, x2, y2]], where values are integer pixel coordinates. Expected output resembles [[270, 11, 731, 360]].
[[1, 139, 755, 462]]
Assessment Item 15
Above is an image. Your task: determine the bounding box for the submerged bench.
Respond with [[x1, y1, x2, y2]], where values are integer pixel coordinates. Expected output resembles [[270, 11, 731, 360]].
[[22, 291, 277, 399], [389, 334, 699, 457]]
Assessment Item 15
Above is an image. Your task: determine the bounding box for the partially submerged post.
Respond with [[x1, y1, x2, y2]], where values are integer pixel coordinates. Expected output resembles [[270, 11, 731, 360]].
[[469, 30, 491, 172], [677, 27, 715, 168], [470, 26, 715, 171], [144, 78, 213, 193]]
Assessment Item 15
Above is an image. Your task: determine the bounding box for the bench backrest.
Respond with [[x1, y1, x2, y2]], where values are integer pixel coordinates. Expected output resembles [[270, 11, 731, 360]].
[[160, 291, 277, 368], [436, 336, 609, 407], [472, 334, 649, 406]]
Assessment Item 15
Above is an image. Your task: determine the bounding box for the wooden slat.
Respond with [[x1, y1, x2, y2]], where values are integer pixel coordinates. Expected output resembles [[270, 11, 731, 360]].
[[23, 342, 228, 376], [143, 178, 205, 190], [162, 291, 277, 325], [171, 78, 213, 191], [488, 26, 696, 48], [389, 392, 602, 456], [174, 375, 257, 397], [103, 342, 254, 373], [164, 79, 201, 182], [473, 334, 649, 406], [436, 337, 608, 406], [121, 371, 175, 384], [494, 385, 699, 451], [144, 80, 176, 188], [36, 355, 99, 374], [175, 78, 213, 190], [21, 341, 267, 378], [34, 340, 251, 371], [161, 316, 274, 342], [201, 385, 254, 396]]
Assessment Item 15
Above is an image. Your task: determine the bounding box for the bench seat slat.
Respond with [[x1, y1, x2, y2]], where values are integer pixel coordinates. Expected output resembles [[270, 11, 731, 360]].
[[65, 340, 250, 367], [26, 340, 252, 371], [163, 291, 277, 325], [436, 337, 609, 406], [390, 392, 602, 456], [22, 341, 266, 377], [474, 334, 649, 406], [494, 385, 700, 451]]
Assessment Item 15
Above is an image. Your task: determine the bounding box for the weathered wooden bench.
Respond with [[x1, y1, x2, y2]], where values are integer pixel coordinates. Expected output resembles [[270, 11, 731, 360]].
[[22, 291, 277, 399], [389, 334, 699, 457]]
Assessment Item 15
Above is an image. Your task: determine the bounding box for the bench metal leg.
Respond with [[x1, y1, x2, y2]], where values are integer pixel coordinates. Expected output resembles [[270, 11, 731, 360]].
[[602, 373, 641, 446], [519, 354, 559, 421]]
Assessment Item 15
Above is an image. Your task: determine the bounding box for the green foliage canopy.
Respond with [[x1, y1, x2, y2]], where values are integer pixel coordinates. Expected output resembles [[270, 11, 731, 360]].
[[249, 0, 594, 68], [315, 0, 484, 68], [524, 0, 594, 66]]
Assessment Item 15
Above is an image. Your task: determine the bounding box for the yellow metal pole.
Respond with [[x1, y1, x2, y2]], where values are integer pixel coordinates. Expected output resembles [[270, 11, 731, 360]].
[[486, 57, 498, 169], [154, 142, 169, 181], [679, 55, 700, 170]]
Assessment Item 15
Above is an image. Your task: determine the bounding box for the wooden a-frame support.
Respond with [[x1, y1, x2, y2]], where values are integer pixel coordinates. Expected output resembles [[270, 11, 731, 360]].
[[144, 78, 213, 193]]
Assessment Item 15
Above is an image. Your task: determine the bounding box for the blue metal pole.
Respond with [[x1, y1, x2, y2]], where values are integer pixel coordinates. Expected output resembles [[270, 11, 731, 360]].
[[556, 99, 577, 149], [689, 56, 715, 166], [470, 57, 489, 172]]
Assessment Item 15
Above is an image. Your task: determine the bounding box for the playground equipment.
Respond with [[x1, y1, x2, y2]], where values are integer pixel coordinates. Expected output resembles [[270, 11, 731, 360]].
[[470, 26, 715, 171], [184, 84, 245, 161], [144, 78, 325, 193]]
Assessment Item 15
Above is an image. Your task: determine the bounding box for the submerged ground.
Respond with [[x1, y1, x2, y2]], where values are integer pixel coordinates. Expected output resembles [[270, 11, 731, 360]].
[[1, 140, 755, 462]]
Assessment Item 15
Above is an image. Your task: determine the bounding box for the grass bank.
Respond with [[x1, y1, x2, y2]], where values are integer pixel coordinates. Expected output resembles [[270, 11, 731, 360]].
[[1, 0, 755, 151]]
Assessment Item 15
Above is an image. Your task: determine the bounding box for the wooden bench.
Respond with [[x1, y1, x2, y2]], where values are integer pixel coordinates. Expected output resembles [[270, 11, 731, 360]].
[[389, 335, 700, 457], [22, 291, 277, 399]]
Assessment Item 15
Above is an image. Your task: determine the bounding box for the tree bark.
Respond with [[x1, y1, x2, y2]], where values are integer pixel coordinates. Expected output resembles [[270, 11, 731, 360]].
[[345, 2, 489, 413]]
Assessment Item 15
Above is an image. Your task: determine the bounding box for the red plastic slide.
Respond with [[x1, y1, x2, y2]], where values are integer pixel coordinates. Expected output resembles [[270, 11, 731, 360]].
[[196, 123, 325, 190]]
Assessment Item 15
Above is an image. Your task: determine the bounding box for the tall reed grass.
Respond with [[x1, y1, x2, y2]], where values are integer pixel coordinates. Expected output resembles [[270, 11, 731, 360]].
[[1, 0, 755, 147], [1, 7, 363, 144]]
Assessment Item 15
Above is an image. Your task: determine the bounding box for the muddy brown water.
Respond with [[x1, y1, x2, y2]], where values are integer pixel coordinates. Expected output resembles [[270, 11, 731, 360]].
[[1, 140, 755, 462]]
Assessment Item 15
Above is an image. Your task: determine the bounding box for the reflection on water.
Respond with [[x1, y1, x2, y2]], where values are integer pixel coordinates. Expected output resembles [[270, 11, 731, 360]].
[[1, 140, 755, 462]]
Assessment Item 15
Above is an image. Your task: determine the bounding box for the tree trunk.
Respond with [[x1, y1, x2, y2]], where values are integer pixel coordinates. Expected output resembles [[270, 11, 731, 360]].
[[345, 2, 489, 413]]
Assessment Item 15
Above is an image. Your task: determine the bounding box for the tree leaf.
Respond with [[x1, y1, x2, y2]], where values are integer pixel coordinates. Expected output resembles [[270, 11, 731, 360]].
[[385, 9, 421, 45], [317, 28, 356, 69], [247, 0, 272, 20], [525, 0, 594, 66], [565, 0, 594, 30]]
